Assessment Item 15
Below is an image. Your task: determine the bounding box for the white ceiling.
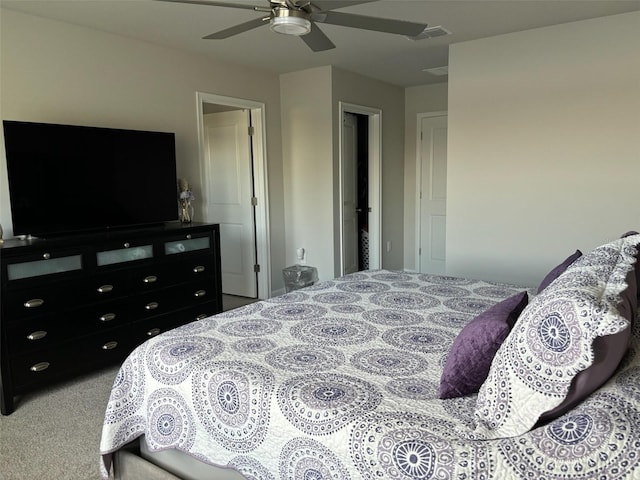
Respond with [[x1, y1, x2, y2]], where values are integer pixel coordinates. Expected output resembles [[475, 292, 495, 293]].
[[2, 0, 639, 87]]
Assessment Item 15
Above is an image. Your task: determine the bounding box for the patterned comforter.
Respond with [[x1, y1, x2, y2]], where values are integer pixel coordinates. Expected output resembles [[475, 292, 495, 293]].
[[99, 270, 640, 479]]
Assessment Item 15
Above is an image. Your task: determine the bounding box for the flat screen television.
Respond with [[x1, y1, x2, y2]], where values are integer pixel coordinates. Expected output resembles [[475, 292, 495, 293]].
[[3, 120, 179, 238]]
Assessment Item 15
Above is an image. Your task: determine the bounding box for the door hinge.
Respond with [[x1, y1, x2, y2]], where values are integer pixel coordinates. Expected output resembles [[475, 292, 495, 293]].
[[418, 247, 422, 255], [251, 196, 258, 206], [248, 126, 255, 136], [254, 264, 261, 273]]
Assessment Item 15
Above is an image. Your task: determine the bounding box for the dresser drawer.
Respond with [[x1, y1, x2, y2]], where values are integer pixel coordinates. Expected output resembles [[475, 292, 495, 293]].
[[3, 248, 85, 286], [3, 284, 78, 321], [127, 264, 172, 293], [81, 272, 131, 302], [10, 328, 135, 389], [71, 300, 134, 333], [163, 233, 212, 256], [95, 240, 154, 268], [7, 313, 73, 355], [165, 254, 215, 285], [171, 280, 217, 309], [11, 350, 79, 390]]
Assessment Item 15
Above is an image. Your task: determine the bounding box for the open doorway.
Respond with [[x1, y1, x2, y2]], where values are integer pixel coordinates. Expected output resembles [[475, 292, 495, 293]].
[[196, 92, 271, 303], [342, 112, 370, 273], [339, 102, 381, 276]]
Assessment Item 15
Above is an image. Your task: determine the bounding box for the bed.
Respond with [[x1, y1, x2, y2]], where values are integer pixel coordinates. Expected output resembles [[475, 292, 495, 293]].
[[100, 234, 640, 480]]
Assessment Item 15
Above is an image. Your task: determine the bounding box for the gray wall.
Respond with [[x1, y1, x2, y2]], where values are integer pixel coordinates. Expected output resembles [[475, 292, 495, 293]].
[[446, 11, 640, 287], [280, 66, 334, 281]]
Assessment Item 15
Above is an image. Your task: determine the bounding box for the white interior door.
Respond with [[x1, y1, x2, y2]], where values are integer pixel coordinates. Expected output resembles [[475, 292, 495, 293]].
[[342, 112, 359, 275], [203, 110, 257, 297], [419, 114, 448, 274]]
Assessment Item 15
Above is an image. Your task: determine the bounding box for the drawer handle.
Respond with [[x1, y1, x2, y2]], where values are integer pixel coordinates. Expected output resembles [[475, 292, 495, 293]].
[[186, 234, 192, 239], [30, 362, 50, 372], [196, 314, 208, 320], [27, 330, 48, 341], [123, 242, 130, 248], [24, 298, 44, 308], [143, 275, 158, 284], [100, 313, 116, 322], [102, 341, 118, 350], [145, 302, 159, 310], [147, 328, 161, 337], [97, 284, 114, 293], [43, 253, 51, 260], [193, 265, 205, 273], [194, 290, 206, 298]]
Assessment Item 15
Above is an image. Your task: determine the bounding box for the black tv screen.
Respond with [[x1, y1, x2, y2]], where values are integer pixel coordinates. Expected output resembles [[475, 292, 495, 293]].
[[3, 120, 179, 238]]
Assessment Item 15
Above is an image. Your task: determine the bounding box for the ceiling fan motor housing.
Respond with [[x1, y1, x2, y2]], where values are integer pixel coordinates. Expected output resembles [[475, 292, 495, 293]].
[[270, 7, 312, 36]]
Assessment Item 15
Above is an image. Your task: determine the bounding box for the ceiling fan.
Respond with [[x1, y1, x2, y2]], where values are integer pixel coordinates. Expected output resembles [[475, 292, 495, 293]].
[[156, 0, 429, 51]]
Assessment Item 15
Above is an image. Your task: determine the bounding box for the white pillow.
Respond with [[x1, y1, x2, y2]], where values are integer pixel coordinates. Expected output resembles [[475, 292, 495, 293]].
[[474, 234, 640, 438]]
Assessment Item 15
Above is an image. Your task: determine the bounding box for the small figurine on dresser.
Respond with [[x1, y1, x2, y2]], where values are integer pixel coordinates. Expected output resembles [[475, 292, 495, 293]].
[[177, 178, 195, 223]]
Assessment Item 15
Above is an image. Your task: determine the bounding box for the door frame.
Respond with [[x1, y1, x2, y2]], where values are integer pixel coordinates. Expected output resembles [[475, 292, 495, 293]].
[[338, 102, 381, 276], [196, 91, 271, 299], [415, 111, 448, 272]]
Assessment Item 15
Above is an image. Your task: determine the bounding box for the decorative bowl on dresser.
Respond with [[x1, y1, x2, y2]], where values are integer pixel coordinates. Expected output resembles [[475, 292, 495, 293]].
[[0, 222, 222, 415]]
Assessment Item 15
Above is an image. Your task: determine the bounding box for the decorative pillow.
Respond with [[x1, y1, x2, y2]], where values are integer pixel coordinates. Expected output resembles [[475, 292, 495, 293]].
[[474, 234, 640, 439], [537, 248, 639, 424], [439, 291, 529, 399], [537, 249, 582, 293]]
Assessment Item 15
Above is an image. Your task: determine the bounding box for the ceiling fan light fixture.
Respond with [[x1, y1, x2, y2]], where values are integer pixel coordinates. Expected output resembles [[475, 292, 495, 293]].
[[270, 9, 311, 36]]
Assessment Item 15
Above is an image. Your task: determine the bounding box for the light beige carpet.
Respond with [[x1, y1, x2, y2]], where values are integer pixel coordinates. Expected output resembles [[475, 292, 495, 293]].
[[0, 365, 120, 480]]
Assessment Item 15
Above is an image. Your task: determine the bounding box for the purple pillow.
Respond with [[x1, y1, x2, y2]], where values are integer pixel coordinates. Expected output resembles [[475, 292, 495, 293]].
[[537, 249, 582, 293], [439, 291, 528, 399]]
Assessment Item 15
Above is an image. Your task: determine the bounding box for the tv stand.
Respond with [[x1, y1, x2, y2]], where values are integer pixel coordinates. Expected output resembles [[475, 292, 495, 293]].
[[0, 222, 222, 415]]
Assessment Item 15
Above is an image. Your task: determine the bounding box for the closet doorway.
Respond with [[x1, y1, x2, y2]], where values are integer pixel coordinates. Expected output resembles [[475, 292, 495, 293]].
[[339, 102, 381, 276], [196, 92, 270, 300]]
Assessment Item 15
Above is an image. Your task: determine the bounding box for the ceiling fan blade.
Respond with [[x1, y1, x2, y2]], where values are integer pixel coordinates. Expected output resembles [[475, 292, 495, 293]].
[[300, 22, 335, 51], [203, 16, 269, 39], [155, 0, 267, 12], [304, 1, 376, 11], [312, 11, 427, 36]]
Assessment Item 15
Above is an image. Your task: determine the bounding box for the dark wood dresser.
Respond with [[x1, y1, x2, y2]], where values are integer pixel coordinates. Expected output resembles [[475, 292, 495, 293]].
[[0, 222, 222, 415]]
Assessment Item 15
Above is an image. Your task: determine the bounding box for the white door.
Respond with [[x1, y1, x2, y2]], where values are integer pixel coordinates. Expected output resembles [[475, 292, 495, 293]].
[[342, 112, 359, 274], [203, 110, 257, 297], [419, 114, 448, 274]]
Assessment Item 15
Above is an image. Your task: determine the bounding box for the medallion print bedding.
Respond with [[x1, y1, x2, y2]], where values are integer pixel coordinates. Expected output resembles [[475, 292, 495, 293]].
[[100, 268, 640, 479]]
